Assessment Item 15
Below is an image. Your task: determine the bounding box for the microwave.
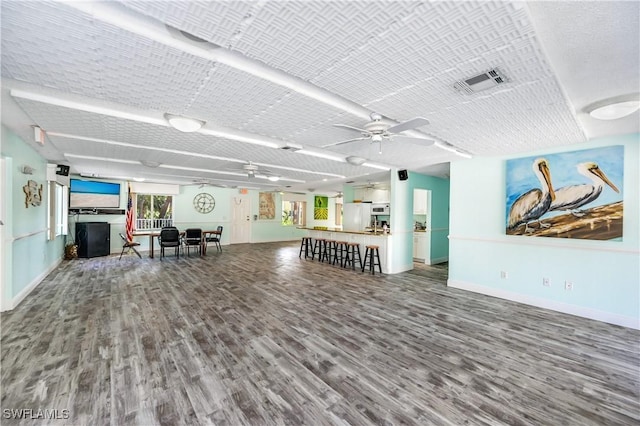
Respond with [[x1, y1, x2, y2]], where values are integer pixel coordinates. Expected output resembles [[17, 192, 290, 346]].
[[371, 203, 390, 215]]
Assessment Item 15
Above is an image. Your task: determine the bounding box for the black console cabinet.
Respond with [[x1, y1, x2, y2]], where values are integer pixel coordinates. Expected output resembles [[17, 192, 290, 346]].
[[76, 222, 110, 258]]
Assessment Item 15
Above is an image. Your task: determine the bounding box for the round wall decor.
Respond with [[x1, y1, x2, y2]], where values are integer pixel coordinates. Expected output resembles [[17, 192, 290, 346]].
[[193, 193, 215, 213]]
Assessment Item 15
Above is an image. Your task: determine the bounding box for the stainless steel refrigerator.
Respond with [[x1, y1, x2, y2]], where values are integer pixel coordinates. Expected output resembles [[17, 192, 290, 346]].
[[342, 203, 372, 231]]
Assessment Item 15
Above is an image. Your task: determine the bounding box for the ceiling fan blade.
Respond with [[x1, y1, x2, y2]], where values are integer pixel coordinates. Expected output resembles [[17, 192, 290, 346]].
[[333, 124, 369, 133], [387, 117, 430, 134], [321, 137, 370, 148]]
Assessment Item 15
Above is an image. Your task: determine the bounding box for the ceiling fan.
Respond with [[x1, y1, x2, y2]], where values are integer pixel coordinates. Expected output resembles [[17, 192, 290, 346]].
[[192, 179, 231, 189], [322, 112, 434, 149], [353, 181, 387, 190], [228, 161, 279, 180]]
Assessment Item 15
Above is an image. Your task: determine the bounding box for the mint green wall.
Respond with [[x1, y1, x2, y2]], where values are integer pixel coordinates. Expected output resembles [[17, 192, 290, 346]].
[[71, 184, 311, 250], [1, 126, 64, 300], [408, 171, 451, 263], [173, 185, 232, 246], [449, 134, 640, 328], [250, 190, 306, 242]]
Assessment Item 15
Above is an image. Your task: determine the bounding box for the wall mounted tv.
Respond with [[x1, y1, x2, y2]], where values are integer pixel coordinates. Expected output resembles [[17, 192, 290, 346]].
[[69, 179, 121, 209]]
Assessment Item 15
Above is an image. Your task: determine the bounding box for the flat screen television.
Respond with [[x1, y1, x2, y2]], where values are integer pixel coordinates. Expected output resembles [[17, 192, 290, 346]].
[[69, 179, 121, 209]]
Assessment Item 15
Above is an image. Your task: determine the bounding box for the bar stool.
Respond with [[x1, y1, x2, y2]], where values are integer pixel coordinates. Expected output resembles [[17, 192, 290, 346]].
[[323, 240, 334, 264], [344, 242, 362, 270], [311, 238, 327, 261], [299, 236, 313, 259], [333, 241, 348, 267], [362, 245, 382, 274]]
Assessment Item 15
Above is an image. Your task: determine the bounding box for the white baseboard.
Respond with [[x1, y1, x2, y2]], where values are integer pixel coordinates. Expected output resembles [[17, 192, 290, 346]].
[[388, 262, 413, 274], [5, 259, 62, 311], [448, 279, 639, 330]]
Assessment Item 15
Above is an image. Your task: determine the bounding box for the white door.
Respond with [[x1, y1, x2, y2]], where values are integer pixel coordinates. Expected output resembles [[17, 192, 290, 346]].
[[231, 195, 251, 244]]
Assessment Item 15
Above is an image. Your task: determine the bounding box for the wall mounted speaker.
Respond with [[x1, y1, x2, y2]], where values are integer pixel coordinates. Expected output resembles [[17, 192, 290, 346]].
[[56, 164, 70, 176], [398, 169, 408, 181]]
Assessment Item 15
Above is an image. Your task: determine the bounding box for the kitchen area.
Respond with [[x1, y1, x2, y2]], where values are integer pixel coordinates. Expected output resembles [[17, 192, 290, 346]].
[[304, 172, 449, 274]]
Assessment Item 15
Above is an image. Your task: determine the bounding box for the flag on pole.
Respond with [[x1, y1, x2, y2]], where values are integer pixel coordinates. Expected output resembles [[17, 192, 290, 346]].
[[125, 183, 134, 242]]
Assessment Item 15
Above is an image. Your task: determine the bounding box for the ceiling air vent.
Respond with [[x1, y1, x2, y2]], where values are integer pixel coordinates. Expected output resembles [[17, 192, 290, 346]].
[[454, 68, 508, 94]]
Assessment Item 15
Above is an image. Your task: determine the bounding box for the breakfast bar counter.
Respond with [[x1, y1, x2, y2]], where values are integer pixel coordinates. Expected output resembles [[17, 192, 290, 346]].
[[299, 227, 391, 273]]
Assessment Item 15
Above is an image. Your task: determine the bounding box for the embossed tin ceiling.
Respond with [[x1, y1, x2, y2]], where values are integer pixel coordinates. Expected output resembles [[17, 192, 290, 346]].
[[1, 1, 638, 191]]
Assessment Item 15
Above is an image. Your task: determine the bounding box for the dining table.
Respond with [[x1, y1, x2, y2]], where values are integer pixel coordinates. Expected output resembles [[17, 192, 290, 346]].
[[134, 229, 220, 258]]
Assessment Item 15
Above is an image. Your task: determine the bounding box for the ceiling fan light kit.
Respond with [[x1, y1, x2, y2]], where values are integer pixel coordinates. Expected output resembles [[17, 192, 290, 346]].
[[164, 113, 205, 132]]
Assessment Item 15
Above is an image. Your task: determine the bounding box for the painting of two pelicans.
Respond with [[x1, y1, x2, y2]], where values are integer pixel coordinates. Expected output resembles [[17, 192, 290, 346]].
[[506, 146, 623, 240]]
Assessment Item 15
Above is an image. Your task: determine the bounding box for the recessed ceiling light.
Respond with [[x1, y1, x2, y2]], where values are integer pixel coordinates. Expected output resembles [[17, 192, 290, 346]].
[[588, 100, 640, 120], [164, 113, 205, 132]]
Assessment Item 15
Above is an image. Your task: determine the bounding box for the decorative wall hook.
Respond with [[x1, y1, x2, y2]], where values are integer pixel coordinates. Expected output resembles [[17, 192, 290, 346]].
[[20, 165, 34, 174]]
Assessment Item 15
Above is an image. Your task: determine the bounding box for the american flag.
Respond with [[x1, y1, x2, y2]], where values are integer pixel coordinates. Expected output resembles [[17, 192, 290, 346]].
[[125, 184, 134, 242]]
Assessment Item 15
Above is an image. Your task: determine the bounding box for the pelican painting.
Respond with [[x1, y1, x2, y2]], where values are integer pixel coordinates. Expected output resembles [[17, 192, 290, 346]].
[[507, 158, 556, 233], [550, 162, 620, 216], [505, 145, 623, 240]]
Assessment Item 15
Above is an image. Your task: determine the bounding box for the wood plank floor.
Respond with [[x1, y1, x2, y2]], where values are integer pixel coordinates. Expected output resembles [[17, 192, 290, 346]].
[[1, 242, 639, 425]]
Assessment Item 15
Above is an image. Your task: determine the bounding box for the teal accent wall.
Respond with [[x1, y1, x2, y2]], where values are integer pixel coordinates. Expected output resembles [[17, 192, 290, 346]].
[[448, 134, 640, 328], [408, 171, 451, 263], [384, 169, 451, 272], [1, 126, 64, 301]]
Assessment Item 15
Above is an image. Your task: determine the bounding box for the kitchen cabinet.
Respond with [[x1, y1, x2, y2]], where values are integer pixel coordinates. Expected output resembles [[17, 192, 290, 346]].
[[354, 188, 389, 203], [413, 189, 427, 214], [413, 232, 429, 262]]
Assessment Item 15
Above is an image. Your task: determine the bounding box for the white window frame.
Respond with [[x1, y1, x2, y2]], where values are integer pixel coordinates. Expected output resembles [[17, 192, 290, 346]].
[[47, 182, 68, 240]]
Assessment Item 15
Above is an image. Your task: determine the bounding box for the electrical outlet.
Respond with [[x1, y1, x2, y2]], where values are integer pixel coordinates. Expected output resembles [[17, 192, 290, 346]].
[[565, 281, 574, 291], [500, 271, 508, 279], [542, 277, 550, 287]]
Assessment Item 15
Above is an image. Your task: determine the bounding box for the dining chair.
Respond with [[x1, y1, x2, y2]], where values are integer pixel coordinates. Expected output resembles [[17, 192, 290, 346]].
[[206, 226, 223, 252], [158, 227, 181, 259], [119, 233, 141, 260], [183, 228, 203, 257]]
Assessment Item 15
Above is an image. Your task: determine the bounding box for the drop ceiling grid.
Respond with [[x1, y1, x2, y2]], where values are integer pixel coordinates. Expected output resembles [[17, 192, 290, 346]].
[[12, 99, 182, 149], [51, 130, 359, 184], [230, 2, 423, 80], [238, 92, 351, 143], [94, 26, 214, 113], [183, 63, 296, 130], [120, 1, 258, 48], [365, 36, 575, 143], [309, 1, 536, 105], [0, 2, 103, 92], [0, 3, 214, 113], [417, 85, 585, 155], [17, 98, 368, 178]]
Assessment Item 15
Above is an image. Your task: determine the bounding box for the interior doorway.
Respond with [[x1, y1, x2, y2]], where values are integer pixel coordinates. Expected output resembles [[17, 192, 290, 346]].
[[412, 188, 432, 264], [230, 195, 251, 244]]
